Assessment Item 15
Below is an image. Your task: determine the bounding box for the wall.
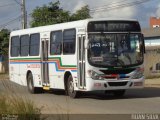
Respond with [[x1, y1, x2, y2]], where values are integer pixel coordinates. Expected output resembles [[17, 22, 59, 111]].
[[0, 56, 8, 73], [144, 46, 160, 78]]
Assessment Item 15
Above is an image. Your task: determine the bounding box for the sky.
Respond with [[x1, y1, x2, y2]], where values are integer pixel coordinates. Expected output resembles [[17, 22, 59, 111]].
[[0, 0, 160, 30]]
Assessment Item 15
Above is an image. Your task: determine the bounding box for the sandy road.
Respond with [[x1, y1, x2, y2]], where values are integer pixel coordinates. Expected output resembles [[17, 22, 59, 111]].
[[0, 78, 160, 116]]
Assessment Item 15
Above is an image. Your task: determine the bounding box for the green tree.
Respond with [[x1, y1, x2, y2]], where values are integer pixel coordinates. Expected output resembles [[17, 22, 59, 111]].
[[31, 1, 70, 27], [0, 29, 10, 55], [31, 1, 91, 27], [71, 5, 91, 21]]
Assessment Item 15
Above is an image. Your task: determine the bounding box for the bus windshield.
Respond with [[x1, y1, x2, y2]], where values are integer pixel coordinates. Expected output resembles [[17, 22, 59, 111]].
[[88, 33, 143, 67]]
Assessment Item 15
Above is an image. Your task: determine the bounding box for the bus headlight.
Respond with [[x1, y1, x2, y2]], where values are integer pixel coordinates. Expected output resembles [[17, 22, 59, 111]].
[[87, 70, 104, 80], [131, 68, 144, 79]]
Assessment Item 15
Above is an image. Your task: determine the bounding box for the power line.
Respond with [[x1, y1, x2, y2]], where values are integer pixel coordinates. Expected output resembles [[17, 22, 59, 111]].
[[13, 0, 21, 6], [90, 0, 127, 11], [90, 0, 150, 11], [90, 0, 151, 12], [13, 0, 27, 29], [90, 0, 152, 13], [0, 0, 155, 29], [0, 12, 32, 29], [0, 15, 21, 29], [0, 3, 16, 8]]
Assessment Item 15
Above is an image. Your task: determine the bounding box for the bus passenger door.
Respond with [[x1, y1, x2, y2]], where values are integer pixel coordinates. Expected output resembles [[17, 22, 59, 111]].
[[41, 38, 50, 90], [77, 35, 86, 89]]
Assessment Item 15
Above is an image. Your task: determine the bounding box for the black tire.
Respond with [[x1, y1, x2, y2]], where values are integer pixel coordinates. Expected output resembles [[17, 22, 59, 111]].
[[66, 75, 79, 98], [113, 90, 126, 97], [27, 73, 42, 94]]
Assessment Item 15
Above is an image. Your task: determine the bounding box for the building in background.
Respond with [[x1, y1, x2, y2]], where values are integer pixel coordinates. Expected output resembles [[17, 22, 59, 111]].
[[142, 27, 160, 46], [142, 27, 160, 75], [150, 17, 160, 28]]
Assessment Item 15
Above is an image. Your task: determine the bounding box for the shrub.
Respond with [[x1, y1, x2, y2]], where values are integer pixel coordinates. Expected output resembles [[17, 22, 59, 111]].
[[0, 94, 41, 120]]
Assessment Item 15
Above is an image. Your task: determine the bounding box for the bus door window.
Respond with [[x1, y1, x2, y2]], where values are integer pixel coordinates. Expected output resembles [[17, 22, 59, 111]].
[[30, 33, 40, 56], [42, 40, 48, 61], [50, 31, 62, 55], [63, 29, 76, 55]]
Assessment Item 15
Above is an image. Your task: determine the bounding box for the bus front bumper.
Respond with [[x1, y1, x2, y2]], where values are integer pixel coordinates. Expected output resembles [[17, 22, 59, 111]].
[[83, 77, 145, 91]]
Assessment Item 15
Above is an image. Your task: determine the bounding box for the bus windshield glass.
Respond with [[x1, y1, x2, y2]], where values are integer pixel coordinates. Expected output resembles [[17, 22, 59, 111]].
[[88, 33, 143, 67]]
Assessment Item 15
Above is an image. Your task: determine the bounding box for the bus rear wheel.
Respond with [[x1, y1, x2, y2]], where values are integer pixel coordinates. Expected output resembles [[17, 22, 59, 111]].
[[67, 75, 79, 98], [27, 73, 42, 93]]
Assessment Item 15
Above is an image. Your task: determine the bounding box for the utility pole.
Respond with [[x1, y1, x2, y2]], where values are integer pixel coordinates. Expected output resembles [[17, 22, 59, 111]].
[[21, 0, 27, 29]]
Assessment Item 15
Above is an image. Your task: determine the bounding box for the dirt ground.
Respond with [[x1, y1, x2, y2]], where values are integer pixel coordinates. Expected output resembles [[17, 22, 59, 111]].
[[0, 73, 9, 80]]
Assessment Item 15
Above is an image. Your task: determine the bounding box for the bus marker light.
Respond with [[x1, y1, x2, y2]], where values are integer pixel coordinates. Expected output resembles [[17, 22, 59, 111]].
[[134, 82, 143, 86], [94, 83, 101, 87]]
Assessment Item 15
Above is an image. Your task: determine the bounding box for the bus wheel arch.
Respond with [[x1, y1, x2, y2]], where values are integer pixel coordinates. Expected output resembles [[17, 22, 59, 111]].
[[64, 71, 79, 98], [26, 70, 32, 87], [26, 70, 42, 94], [26, 70, 32, 82], [26, 71, 34, 93]]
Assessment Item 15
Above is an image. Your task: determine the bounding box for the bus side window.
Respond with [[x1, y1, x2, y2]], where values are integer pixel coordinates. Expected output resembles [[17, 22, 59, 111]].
[[30, 33, 40, 56], [11, 36, 20, 57], [63, 29, 76, 55], [50, 30, 62, 55], [20, 35, 30, 56]]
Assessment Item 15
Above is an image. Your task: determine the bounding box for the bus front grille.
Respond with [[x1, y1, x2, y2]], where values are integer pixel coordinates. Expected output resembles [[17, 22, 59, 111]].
[[100, 68, 135, 74], [108, 82, 128, 87]]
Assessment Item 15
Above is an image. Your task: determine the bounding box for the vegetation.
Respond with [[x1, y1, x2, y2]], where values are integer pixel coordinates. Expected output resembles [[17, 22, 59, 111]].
[[31, 1, 91, 27], [0, 29, 10, 55], [0, 94, 41, 120], [71, 5, 91, 21]]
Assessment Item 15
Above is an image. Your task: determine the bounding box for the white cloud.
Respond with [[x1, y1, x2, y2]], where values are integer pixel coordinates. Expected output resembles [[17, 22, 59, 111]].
[[92, 6, 136, 19], [72, 1, 86, 13], [65, 0, 160, 28], [65, 0, 137, 19]]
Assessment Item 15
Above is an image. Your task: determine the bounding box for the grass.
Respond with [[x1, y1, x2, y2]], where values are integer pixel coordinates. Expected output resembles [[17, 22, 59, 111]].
[[0, 94, 42, 120], [0, 73, 43, 120]]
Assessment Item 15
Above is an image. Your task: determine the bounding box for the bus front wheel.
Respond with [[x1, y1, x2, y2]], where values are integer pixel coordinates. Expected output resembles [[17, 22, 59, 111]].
[[67, 75, 79, 98]]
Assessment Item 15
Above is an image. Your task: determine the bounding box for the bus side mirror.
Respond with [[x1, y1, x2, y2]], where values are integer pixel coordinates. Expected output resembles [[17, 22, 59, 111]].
[[84, 39, 89, 49]]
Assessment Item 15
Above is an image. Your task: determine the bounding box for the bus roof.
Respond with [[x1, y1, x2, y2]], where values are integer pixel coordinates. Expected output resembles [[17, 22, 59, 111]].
[[10, 18, 138, 36]]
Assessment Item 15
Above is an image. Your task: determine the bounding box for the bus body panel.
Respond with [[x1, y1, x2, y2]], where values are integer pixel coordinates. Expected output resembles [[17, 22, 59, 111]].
[[10, 59, 20, 85], [48, 55, 77, 89]]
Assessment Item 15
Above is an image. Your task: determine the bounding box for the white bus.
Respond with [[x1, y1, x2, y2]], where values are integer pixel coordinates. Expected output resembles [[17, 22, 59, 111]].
[[9, 18, 145, 98]]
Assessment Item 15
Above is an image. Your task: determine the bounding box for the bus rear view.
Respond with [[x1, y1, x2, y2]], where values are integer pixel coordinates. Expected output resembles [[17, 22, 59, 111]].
[[85, 20, 145, 96]]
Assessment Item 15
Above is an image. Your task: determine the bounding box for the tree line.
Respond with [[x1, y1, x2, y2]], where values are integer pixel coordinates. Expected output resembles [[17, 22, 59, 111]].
[[0, 1, 91, 56]]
